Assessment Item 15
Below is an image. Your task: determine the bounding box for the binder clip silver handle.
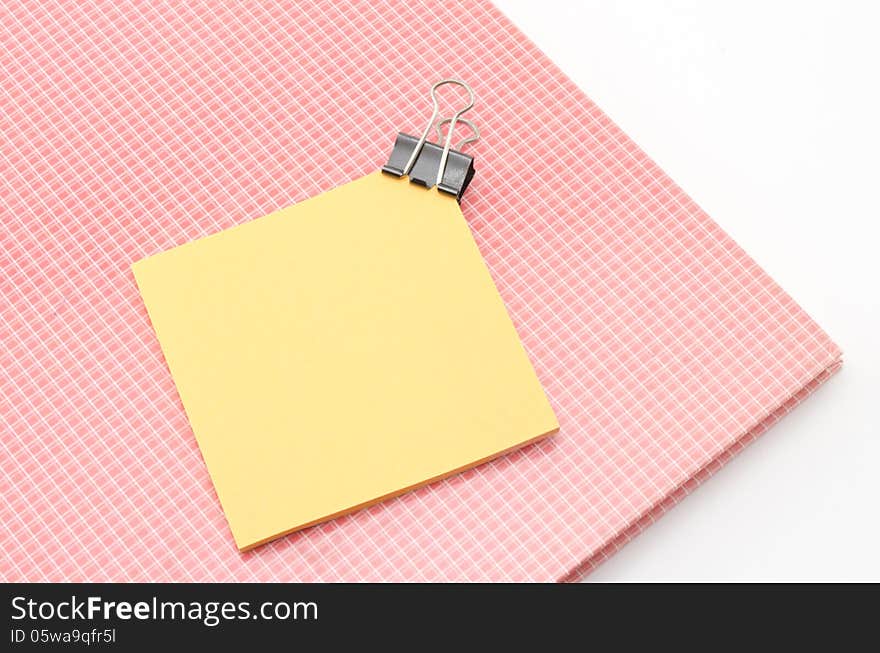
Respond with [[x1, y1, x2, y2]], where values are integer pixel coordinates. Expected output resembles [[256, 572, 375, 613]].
[[382, 79, 479, 202], [435, 118, 480, 151]]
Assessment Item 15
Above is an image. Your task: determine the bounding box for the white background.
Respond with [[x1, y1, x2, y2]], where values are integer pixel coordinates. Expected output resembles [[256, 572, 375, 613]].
[[494, 0, 879, 581]]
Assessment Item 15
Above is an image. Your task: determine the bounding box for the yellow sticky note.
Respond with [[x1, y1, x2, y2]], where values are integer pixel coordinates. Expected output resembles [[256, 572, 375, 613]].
[[132, 171, 558, 550]]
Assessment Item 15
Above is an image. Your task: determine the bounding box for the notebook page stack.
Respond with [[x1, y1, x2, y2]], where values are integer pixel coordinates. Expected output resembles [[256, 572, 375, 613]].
[[0, 0, 840, 581]]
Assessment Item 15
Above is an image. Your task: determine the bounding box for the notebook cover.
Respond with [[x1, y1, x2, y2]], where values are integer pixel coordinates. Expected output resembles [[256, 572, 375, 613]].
[[0, 0, 841, 581]]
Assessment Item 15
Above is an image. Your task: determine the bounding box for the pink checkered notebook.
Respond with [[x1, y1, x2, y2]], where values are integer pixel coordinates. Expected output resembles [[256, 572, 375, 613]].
[[0, 0, 840, 581]]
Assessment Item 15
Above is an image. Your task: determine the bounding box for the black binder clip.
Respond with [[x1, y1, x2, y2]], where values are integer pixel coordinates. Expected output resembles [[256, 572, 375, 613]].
[[382, 79, 479, 202]]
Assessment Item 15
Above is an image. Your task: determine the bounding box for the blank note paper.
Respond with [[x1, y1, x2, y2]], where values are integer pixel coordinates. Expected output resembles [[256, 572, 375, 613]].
[[132, 172, 558, 550]]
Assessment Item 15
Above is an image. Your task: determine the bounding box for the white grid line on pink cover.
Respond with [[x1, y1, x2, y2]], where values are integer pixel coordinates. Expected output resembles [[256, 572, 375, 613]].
[[1, 5, 242, 580], [0, 0, 840, 581], [0, 8, 230, 580]]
